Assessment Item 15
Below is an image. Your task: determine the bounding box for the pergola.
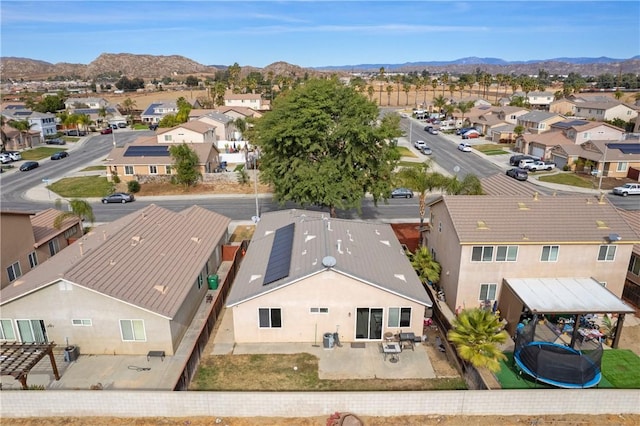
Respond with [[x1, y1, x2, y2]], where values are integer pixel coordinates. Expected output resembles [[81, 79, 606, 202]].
[[499, 277, 636, 348], [0, 342, 59, 389]]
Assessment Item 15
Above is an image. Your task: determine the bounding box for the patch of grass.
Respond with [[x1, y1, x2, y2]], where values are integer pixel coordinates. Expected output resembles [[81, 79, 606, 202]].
[[48, 176, 114, 198], [397, 160, 424, 168], [395, 146, 417, 158], [62, 137, 80, 143], [133, 124, 149, 130], [190, 353, 466, 391], [20, 147, 68, 161], [80, 165, 106, 171], [601, 349, 640, 388], [538, 173, 595, 189], [230, 225, 255, 242], [473, 144, 509, 156]]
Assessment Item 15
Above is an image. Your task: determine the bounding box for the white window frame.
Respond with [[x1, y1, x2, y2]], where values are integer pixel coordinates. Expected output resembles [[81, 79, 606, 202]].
[[258, 308, 282, 328], [72, 319, 92, 326], [541, 245, 559, 262], [616, 162, 628, 172], [309, 307, 329, 314], [28, 252, 38, 268], [165, 165, 172, 175], [387, 307, 411, 328], [0, 319, 16, 341], [119, 319, 146, 341], [598, 245, 616, 262], [496, 245, 518, 262], [163, 135, 172, 142], [124, 165, 134, 175], [479, 283, 497, 301], [472, 246, 494, 262], [149, 165, 158, 175], [49, 239, 60, 256], [7, 261, 21, 282]]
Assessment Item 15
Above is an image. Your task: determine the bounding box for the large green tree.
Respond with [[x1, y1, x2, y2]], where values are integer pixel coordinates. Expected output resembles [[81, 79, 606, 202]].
[[448, 308, 509, 373], [444, 174, 483, 195], [251, 77, 402, 217], [169, 143, 201, 187], [410, 246, 441, 285]]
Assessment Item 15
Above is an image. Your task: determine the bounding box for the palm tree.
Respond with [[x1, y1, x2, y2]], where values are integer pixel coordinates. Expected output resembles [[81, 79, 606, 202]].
[[367, 85, 375, 102], [378, 67, 386, 105], [414, 79, 423, 107], [440, 73, 449, 96], [432, 95, 447, 115], [396, 161, 447, 234], [410, 246, 441, 285], [386, 85, 394, 106], [53, 199, 95, 230], [122, 97, 137, 114], [448, 308, 509, 372], [395, 75, 402, 105], [402, 82, 411, 106], [431, 79, 438, 101], [8, 119, 35, 147], [444, 174, 483, 195], [77, 114, 93, 133], [97, 106, 108, 128], [456, 101, 474, 120]]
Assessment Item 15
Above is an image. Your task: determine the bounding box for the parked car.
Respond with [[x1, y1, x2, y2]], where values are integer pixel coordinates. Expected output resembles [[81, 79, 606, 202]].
[[420, 146, 432, 155], [461, 130, 480, 139], [64, 129, 86, 136], [456, 127, 476, 136], [525, 161, 556, 172], [391, 188, 414, 199], [19, 161, 39, 171], [100, 127, 113, 134], [518, 159, 536, 169], [414, 140, 427, 150], [506, 167, 529, 181], [101, 192, 135, 204], [110, 124, 118, 130], [50, 151, 69, 160], [118, 122, 127, 128], [509, 154, 540, 166], [5, 151, 22, 161], [458, 143, 472, 152], [0, 153, 11, 164], [612, 183, 640, 197], [46, 138, 66, 145], [428, 128, 439, 135], [149, 123, 159, 131]]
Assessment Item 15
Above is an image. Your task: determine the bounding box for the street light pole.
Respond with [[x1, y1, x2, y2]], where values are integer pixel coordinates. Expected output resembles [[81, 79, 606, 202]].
[[598, 143, 608, 192]]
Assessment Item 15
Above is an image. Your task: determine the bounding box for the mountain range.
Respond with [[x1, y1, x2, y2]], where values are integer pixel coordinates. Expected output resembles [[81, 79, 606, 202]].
[[0, 54, 638, 81]]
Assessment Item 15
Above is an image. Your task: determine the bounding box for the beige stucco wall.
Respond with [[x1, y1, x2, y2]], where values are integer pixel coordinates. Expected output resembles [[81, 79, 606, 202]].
[[1, 281, 174, 355], [157, 128, 216, 144], [1, 214, 37, 289], [231, 270, 427, 344]]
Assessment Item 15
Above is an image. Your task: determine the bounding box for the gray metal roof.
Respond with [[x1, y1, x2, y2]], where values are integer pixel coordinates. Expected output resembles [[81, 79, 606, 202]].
[[226, 210, 431, 307], [504, 277, 635, 314]]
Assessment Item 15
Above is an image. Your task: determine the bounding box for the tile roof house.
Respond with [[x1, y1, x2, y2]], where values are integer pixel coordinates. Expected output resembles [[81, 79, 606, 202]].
[[0, 125, 40, 150], [1, 209, 83, 289], [550, 140, 640, 177], [223, 92, 269, 111], [140, 101, 179, 124], [424, 195, 638, 316], [512, 91, 555, 110], [0, 205, 231, 356], [193, 111, 238, 142], [573, 101, 638, 123], [618, 209, 640, 309], [1, 106, 57, 141], [516, 111, 565, 135], [106, 126, 221, 183], [226, 210, 432, 344], [64, 97, 109, 110]]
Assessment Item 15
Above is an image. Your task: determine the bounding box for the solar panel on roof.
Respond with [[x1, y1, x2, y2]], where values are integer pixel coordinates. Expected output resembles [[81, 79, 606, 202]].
[[123, 146, 170, 157], [263, 223, 295, 286], [607, 143, 640, 155]]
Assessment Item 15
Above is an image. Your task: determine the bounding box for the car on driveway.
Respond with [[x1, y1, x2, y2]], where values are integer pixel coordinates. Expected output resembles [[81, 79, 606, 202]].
[[509, 154, 540, 166], [102, 192, 135, 204], [506, 167, 529, 181], [46, 138, 66, 145], [456, 127, 476, 136], [458, 143, 472, 152], [461, 130, 480, 139], [612, 183, 640, 197], [51, 151, 69, 160], [100, 127, 113, 134], [0, 153, 11, 164], [6, 151, 22, 161], [414, 140, 427, 150], [391, 188, 414, 199], [19, 161, 39, 171]]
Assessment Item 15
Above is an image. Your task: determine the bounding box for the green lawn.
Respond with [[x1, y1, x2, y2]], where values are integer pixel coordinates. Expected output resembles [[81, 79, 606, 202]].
[[62, 137, 80, 143], [538, 172, 595, 189], [473, 144, 509, 156], [133, 124, 149, 130], [398, 160, 423, 168], [20, 147, 68, 161], [396, 146, 417, 158], [47, 176, 114, 198], [80, 165, 106, 171], [495, 350, 639, 389]]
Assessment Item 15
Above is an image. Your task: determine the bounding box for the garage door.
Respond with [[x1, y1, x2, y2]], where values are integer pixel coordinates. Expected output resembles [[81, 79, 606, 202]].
[[553, 154, 567, 169], [530, 146, 545, 159]]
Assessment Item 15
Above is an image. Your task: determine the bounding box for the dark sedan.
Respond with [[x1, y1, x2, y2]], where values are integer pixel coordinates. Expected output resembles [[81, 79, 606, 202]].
[[101, 192, 135, 204], [391, 188, 414, 198], [51, 151, 69, 160], [506, 167, 529, 181], [45, 138, 66, 145], [19, 161, 39, 171]]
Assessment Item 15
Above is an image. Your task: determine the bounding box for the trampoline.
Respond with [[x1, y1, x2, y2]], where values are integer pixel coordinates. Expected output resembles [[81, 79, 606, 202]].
[[514, 322, 602, 389]]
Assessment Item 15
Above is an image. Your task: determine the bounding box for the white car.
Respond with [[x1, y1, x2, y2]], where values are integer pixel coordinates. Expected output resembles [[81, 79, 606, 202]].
[[458, 143, 472, 152], [7, 151, 21, 161], [414, 140, 427, 150], [0, 153, 11, 164], [612, 183, 640, 197]]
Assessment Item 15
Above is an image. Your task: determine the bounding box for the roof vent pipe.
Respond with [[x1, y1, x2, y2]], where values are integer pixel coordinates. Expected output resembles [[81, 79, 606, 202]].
[[79, 242, 84, 256]]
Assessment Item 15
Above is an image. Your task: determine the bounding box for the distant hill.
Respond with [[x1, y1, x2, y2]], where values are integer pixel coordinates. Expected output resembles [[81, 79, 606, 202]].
[[1, 53, 638, 80]]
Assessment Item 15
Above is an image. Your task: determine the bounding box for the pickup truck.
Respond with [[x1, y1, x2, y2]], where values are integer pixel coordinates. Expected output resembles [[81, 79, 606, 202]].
[[612, 183, 640, 197], [524, 161, 556, 172]]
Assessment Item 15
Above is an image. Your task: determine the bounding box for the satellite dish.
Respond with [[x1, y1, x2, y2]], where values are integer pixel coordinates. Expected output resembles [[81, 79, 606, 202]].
[[322, 256, 337, 267]]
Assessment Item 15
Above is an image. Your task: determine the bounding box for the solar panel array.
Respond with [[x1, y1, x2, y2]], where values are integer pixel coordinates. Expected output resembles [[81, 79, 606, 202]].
[[607, 143, 640, 155], [123, 146, 170, 157], [263, 223, 295, 286]]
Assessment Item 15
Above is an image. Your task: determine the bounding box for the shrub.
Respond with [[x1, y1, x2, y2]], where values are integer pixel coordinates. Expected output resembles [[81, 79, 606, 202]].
[[127, 180, 140, 193], [112, 174, 121, 184]]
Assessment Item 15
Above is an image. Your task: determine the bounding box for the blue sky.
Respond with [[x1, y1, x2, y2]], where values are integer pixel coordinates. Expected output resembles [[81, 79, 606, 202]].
[[1, 1, 638, 68]]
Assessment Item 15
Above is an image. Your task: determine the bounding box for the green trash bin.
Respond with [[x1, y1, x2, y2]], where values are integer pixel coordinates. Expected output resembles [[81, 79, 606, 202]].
[[207, 274, 219, 290]]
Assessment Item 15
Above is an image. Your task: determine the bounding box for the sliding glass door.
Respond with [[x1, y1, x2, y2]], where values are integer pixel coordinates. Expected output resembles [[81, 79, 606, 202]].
[[355, 308, 383, 340]]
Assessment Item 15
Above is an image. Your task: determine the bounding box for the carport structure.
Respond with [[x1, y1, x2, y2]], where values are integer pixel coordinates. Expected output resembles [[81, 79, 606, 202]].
[[0, 342, 59, 389], [499, 277, 635, 348]]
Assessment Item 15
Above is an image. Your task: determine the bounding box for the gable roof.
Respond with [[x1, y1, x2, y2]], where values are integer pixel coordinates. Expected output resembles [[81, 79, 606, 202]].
[[0, 205, 231, 319], [226, 209, 431, 307], [30, 208, 81, 248], [480, 174, 546, 197], [617, 209, 640, 255], [521, 130, 573, 147], [518, 111, 561, 123], [428, 195, 639, 245]]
